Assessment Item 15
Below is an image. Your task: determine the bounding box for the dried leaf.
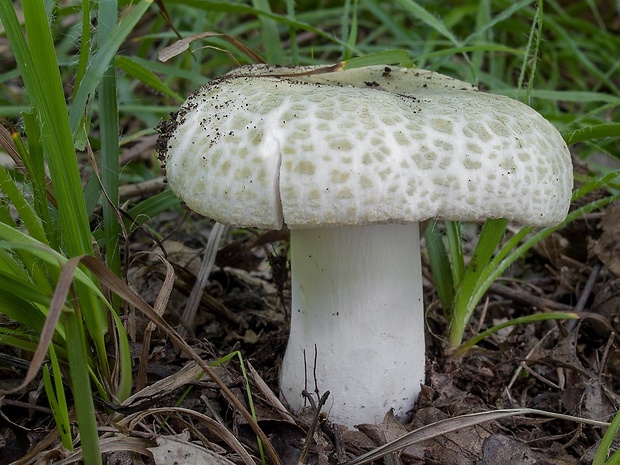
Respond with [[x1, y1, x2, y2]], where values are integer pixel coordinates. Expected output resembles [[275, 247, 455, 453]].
[[479, 434, 578, 465], [592, 202, 620, 276], [149, 431, 235, 465], [345, 408, 610, 465], [158, 32, 264, 64]]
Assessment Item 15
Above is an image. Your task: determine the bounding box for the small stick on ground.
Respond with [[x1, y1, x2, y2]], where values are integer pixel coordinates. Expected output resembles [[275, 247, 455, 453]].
[[298, 389, 330, 465]]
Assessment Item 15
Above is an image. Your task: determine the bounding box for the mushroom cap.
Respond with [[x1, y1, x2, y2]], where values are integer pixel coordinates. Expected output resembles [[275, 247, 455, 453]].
[[158, 64, 573, 229]]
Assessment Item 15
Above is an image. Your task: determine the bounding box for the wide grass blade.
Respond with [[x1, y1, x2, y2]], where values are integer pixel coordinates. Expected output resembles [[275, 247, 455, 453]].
[[424, 220, 455, 319], [449, 218, 509, 346], [564, 123, 620, 145]]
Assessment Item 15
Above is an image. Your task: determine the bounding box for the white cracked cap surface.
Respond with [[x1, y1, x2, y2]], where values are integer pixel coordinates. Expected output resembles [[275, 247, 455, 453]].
[[159, 64, 573, 229]]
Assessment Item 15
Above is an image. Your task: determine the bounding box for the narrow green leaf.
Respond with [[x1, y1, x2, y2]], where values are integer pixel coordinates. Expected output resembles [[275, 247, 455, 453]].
[[69, 0, 154, 131], [0, 287, 50, 335], [72, 0, 92, 101], [494, 88, 620, 103], [563, 123, 620, 145], [342, 0, 358, 61], [424, 220, 455, 317], [44, 346, 73, 450], [19, 112, 58, 248], [341, 50, 413, 69], [392, 0, 462, 47], [445, 221, 465, 286], [0, 224, 111, 304], [592, 408, 620, 465], [464, 0, 534, 45], [544, 14, 620, 96], [417, 44, 524, 62], [450, 218, 509, 346], [62, 309, 101, 465], [115, 56, 184, 102], [0, 328, 40, 353], [125, 189, 181, 230], [97, 0, 122, 285], [252, 0, 285, 64], [0, 166, 47, 245], [285, 0, 300, 65], [454, 312, 580, 355]]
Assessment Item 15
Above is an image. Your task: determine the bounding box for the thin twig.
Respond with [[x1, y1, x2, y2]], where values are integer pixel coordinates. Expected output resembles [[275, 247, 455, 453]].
[[564, 261, 602, 332], [299, 390, 330, 465], [178, 222, 228, 338]]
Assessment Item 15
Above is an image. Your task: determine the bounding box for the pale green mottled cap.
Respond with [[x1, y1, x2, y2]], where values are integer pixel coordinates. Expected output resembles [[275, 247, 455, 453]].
[[158, 64, 573, 229]]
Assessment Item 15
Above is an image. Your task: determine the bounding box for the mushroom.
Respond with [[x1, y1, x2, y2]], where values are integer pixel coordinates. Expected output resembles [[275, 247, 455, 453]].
[[156, 64, 573, 427]]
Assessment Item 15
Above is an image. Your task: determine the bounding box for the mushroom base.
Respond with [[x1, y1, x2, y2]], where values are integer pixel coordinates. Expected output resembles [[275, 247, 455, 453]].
[[280, 223, 425, 427]]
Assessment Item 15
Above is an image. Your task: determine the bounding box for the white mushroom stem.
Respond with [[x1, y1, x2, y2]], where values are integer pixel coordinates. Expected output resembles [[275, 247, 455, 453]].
[[279, 223, 426, 427]]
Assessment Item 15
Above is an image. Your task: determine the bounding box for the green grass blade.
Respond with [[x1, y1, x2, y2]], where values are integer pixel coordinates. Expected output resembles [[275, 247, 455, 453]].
[[450, 218, 509, 346], [61, 308, 101, 465], [285, 0, 300, 65], [454, 312, 580, 356], [0, 166, 53, 294], [0, 286, 51, 335], [392, 0, 462, 47], [115, 56, 184, 102], [0, 328, 40, 354], [72, 0, 92, 101], [341, 50, 413, 69], [516, 0, 543, 104], [0, 225, 113, 312], [572, 170, 620, 202], [18, 112, 58, 247], [97, 0, 122, 283], [125, 189, 181, 230], [341, 0, 358, 61], [543, 14, 620, 96], [0, 166, 47, 245], [592, 408, 620, 465], [252, 0, 285, 64], [42, 366, 71, 450], [493, 88, 620, 104], [444, 221, 465, 286], [98, 15, 137, 409], [69, 0, 154, 131], [563, 123, 620, 145], [416, 44, 524, 62], [424, 220, 455, 318], [469, 0, 491, 76], [44, 345, 73, 450], [465, 0, 534, 45]]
